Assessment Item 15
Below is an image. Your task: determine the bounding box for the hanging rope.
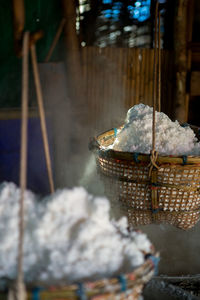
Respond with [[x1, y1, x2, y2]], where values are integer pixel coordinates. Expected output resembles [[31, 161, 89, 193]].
[[31, 44, 55, 193], [44, 18, 66, 63], [148, 150, 159, 177], [149, 1, 160, 176], [148, 1, 162, 212], [17, 31, 30, 300], [152, 1, 158, 155], [158, 10, 161, 113]]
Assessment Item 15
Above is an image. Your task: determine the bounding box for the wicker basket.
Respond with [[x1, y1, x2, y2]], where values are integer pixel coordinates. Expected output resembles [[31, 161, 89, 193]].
[[125, 208, 200, 230], [90, 127, 200, 230], [0, 254, 158, 300]]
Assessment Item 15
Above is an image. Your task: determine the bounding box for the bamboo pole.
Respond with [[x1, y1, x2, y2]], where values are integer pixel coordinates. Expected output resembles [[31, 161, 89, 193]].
[[17, 31, 29, 300], [44, 18, 66, 63], [31, 44, 55, 194]]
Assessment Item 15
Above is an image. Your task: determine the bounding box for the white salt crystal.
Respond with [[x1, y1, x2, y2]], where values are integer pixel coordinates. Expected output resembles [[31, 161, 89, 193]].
[[0, 182, 153, 284], [111, 104, 200, 156]]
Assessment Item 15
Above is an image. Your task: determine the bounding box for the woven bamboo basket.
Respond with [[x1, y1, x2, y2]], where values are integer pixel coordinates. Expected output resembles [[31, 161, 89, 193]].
[[90, 126, 200, 230], [0, 254, 158, 300], [125, 208, 200, 230]]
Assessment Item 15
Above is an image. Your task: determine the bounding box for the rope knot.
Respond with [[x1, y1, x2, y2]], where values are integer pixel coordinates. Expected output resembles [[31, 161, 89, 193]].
[[148, 150, 160, 177]]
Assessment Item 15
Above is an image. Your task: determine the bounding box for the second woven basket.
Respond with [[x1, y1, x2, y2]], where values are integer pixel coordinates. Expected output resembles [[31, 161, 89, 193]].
[[90, 127, 200, 230]]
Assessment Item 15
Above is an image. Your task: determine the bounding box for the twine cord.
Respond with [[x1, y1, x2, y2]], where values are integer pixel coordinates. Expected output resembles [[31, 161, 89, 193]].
[[158, 10, 161, 113], [148, 1, 161, 212], [148, 150, 159, 177], [149, 1, 161, 177], [152, 1, 158, 154]]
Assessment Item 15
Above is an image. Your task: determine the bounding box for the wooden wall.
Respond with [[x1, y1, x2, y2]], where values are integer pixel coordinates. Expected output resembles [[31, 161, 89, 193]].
[[81, 47, 174, 132]]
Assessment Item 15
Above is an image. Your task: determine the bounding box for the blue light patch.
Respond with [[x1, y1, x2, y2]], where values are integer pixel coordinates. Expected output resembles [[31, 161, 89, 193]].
[[130, 0, 151, 22], [113, 9, 120, 15], [104, 13, 112, 18], [102, 0, 112, 4], [133, 9, 139, 18], [135, 1, 141, 7], [128, 5, 134, 11], [114, 2, 123, 8], [102, 0, 151, 22]]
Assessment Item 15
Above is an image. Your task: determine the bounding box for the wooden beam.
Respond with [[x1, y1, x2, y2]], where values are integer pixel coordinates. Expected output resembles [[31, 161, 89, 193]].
[[62, 0, 85, 108], [12, 0, 25, 55], [0, 108, 39, 120], [173, 0, 189, 123], [190, 71, 200, 96]]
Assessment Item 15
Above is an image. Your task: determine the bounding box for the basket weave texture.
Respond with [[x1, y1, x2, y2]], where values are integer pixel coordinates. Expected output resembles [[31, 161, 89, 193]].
[[90, 128, 200, 230], [0, 255, 157, 300]]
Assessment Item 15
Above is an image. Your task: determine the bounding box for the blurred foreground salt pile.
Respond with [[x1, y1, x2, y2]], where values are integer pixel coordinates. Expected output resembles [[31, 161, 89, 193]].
[[0, 182, 152, 284], [0, 182, 38, 279], [111, 104, 200, 156]]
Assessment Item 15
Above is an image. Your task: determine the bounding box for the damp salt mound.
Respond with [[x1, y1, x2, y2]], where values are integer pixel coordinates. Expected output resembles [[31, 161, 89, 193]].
[[111, 104, 200, 156], [0, 182, 152, 284]]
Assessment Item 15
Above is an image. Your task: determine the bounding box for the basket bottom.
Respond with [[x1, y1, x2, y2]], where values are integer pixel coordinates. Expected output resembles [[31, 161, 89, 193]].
[[110, 202, 200, 230], [125, 208, 200, 230]]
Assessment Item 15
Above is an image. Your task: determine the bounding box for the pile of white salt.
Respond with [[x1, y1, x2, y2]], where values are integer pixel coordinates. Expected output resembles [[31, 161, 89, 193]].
[[0, 182, 152, 284], [111, 104, 200, 156]]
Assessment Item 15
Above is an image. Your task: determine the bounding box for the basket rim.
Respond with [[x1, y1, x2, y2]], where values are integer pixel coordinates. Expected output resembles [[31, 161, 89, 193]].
[[91, 128, 200, 165], [21, 253, 158, 298]]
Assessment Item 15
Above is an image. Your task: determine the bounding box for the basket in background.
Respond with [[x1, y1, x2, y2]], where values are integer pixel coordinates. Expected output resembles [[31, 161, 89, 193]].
[[90, 127, 200, 230], [124, 208, 200, 230]]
